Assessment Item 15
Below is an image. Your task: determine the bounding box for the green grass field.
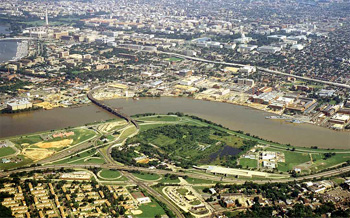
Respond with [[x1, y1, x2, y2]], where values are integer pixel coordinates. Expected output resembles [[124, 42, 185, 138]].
[[132, 172, 160, 181], [309, 153, 350, 172], [190, 200, 202, 205], [239, 158, 257, 168], [184, 177, 216, 184], [135, 201, 166, 218], [276, 151, 310, 172], [12, 135, 42, 146], [0, 147, 16, 158], [117, 126, 137, 142], [72, 157, 105, 164], [0, 155, 32, 170], [158, 176, 180, 184], [11, 128, 96, 148], [164, 57, 183, 62], [99, 169, 121, 179], [139, 124, 166, 132], [52, 149, 96, 164], [137, 115, 181, 122], [176, 188, 188, 195]]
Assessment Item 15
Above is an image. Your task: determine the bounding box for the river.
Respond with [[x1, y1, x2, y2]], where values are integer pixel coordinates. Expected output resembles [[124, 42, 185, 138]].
[[0, 97, 349, 149], [0, 24, 17, 63]]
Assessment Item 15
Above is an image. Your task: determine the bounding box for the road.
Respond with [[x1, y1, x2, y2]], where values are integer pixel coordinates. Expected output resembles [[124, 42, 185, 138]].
[[159, 51, 350, 89], [123, 171, 185, 218], [2, 163, 350, 185]]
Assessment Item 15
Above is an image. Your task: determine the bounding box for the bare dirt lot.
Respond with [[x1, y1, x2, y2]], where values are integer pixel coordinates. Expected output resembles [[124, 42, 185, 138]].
[[22, 148, 55, 161], [34, 139, 73, 149]]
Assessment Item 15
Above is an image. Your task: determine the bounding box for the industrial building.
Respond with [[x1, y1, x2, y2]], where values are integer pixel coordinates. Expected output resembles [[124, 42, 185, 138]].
[[7, 99, 33, 111]]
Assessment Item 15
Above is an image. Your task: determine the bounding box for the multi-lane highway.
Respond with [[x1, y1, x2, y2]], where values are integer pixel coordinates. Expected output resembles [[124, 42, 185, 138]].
[[159, 51, 350, 90], [2, 163, 350, 184], [123, 171, 185, 218]]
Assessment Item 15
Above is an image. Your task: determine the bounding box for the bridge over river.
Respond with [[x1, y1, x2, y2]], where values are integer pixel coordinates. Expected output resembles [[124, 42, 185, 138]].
[[87, 88, 139, 129]]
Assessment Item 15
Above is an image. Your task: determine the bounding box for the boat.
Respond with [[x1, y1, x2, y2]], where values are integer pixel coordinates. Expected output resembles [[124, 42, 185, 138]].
[[287, 119, 304, 124], [265, 115, 288, 120]]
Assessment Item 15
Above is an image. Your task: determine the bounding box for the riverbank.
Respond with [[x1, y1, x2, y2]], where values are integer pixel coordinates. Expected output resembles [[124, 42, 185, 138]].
[[1, 97, 349, 149], [13, 40, 28, 61]]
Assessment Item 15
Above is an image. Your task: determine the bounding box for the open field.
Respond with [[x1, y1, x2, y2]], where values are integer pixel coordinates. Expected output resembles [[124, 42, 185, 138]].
[[34, 139, 73, 149], [239, 158, 258, 168], [0, 147, 16, 158], [309, 153, 350, 172], [276, 151, 310, 172], [22, 148, 55, 161], [135, 201, 166, 218], [132, 172, 160, 181], [158, 176, 180, 184], [71, 157, 105, 164], [12, 128, 96, 147], [51, 149, 96, 164], [184, 177, 217, 184], [98, 169, 121, 179], [164, 57, 183, 62], [176, 188, 188, 195], [136, 115, 181, 122], [0, 155, 32, 170]]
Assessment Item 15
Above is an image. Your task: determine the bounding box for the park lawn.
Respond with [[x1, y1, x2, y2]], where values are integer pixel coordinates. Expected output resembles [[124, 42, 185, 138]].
[[136, 201, 166, 218], [176, 188, 188, 195], [12, 135, 42, 146], [132, 172, 160, 181], [190, 200, 202, 205], [11, 128, 95, 148], [158, 176, 180, 184], [165, 57, 183, 62], [140, 124, 167, 132], [0, 155, 32, 170], [309, 153, 350, 172], [71, 157, 105, 164], [152, 135, 177, 147], [184, 177, 216, 184], [239, 158, 257, 168], [137, 115, 180, 122], [210, 135, 244, 148], [70, 128, 96, 144], [332, 177, 345, 185], [51, 149, 95, 164], [99, 169, 121, 179], [276, 151, 310, 172], [329, 100, 337, 105], [117, 126, 137, 142], [106, 135, 115, 141], [192, 186, 208, 195], [0, 147, 16, 158], [311, 153, 324, 162]]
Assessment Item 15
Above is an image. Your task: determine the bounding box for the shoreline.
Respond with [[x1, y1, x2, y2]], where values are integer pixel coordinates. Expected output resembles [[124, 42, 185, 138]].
[[98, 95, 350, 133], [1, 97, 349, 149]]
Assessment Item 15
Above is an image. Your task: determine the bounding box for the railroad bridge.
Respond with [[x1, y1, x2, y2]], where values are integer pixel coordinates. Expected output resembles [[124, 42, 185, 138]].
[[87, 89, 139, 129]]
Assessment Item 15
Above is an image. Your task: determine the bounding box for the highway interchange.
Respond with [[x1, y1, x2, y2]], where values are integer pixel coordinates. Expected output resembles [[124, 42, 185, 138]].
[[1, 89, 350, 217]]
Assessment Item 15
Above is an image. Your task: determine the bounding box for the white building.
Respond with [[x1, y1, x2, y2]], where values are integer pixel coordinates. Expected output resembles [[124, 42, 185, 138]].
[[239, 66, 257, 74], [137, 197, 151, 204], [257, 46, 282, 54], [7, 99, 32, 111]]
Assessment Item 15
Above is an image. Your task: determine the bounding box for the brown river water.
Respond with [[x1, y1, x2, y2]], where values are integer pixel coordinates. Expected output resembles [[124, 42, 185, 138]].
[[0, 97, 349, 149]]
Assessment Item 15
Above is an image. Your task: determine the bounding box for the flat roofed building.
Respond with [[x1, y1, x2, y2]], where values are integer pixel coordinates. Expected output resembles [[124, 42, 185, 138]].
[[7, 99, 32, 111]]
